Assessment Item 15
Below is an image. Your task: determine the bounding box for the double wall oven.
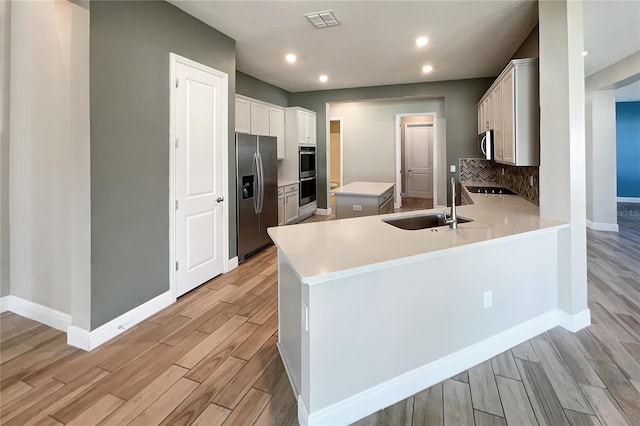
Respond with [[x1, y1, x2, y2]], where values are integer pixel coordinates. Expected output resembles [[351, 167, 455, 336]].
[[299, 146, 316, 206]]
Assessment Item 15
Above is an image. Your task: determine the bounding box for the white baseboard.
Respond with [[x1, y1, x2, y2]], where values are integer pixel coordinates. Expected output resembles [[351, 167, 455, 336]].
[[2, 295, 71, 332], [0, 296, 8, 312], [298, 395, 310, 426], [67, 290, 173, 351], [617, 197, 640, 203], [67, 326, 91, 350], [301, 309, 579, 426], [225, 256, 239, 272], [586, 219, 619, 232], [557, 308, 591, 332], [315, 208, 332, 216]]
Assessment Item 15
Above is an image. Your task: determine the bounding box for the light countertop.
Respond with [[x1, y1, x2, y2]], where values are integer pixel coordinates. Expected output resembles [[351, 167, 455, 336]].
[[331, 181, 395, 197], [267, 184, 567, 284], [278, 179, 299, 187]]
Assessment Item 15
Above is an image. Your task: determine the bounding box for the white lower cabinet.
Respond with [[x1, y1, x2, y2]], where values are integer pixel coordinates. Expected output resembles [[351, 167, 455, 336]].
[[278, 183, 299, 225], [278, 188, 285, 226]]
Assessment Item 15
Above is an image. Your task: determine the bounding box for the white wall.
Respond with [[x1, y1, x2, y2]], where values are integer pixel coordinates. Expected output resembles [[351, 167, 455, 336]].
[[329, 98, 446, 205], [0, 0, 10, 299], [585, 52, 640, 230], [9, 0, 90, 327], [539, 1, 588, 315]]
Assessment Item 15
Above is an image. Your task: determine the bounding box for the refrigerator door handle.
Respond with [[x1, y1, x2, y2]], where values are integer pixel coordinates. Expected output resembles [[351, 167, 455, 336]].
[[257, 153, 265, 213], [252, 153, 259, 214]]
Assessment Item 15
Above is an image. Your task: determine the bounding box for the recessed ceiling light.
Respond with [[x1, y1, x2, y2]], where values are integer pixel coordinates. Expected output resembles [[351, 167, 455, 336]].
[[582, 50, 589, 56], [416, 36, 429, 47], [422, 65, 433, 73], [285, 53, 297, 63], [319, 75, 328, 83]]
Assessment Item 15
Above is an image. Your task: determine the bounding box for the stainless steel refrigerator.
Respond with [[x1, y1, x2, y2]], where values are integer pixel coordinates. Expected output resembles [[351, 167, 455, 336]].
[[236, 133, 278, 261]]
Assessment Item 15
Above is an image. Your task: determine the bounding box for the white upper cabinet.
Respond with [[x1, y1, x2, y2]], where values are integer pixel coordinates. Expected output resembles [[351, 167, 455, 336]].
[[478, 58, 539, 166], [269, 107, 285, 160], [306, 112, 316, 145], [250, 102, 269, 136], [235, 95, 286, 159], [235, 97, 251, 134], [289, 108, 317, 145]]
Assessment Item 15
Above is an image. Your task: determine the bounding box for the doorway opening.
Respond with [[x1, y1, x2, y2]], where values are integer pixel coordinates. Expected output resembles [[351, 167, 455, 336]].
[[329, 117, 343, 209], [396, 114, 438, 210]]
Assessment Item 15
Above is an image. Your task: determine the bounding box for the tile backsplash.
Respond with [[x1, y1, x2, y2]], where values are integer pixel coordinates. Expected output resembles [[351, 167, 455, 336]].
[[459, 159, 498, 183], [459, 158, 539, 205]]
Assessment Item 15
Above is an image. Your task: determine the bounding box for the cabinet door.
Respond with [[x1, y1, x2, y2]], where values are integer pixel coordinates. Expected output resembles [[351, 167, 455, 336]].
[[478, 106, 482, 134], [493, 83, 503, 161], [250, 102, 270, 136], [501, 69, 515, 164], [486, 93, 494, 131], [235, 97, 251, 133], [284, 190, 299, 223], [306, 113, 316, 145], [297, 110, 307, 144], [278, 193, 285, 225], [269, 107, 285, 159]]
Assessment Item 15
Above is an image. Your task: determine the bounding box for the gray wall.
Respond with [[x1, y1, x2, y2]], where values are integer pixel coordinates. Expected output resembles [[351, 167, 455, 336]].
[[511, 25, 539, 61], [291, 78, 494, 208], [90, 1, 236, 329], [236, 71, 291, 107]]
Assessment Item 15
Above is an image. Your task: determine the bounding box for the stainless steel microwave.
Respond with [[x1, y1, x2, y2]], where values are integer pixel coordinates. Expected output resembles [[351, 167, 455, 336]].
[[299, 146, 316, 178], [479, 130, 494, 160]]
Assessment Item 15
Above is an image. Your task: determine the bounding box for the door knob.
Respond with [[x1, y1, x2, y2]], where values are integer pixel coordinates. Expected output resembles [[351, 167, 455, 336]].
[[216, 197, 224, 203]]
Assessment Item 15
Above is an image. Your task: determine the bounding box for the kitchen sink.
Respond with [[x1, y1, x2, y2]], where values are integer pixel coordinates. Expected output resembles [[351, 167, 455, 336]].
[[382, 213, 473, 230]]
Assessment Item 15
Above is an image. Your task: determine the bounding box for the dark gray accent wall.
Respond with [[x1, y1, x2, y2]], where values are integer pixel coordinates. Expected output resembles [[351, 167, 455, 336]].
[[236, 71, 291, 107], [511, 25, 539, 61], [290, 78, 494, 208], [90, 1, 236, 329]]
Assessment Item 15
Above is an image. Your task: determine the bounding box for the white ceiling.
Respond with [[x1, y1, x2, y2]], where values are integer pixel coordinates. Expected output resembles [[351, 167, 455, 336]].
[[169, 1, 639, 93], [616, 80, 640, 102], [169, 1, 537, 92], [583, 0, 640, 78]]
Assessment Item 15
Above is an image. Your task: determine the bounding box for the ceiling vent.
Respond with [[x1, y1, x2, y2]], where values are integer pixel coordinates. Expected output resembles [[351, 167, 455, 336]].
[[304, 10, 341, 28]]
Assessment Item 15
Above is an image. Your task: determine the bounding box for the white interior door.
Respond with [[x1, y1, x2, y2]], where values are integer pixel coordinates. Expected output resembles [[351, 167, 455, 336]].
[[405, 124, 433, 199], [174, 60, 225, 297]]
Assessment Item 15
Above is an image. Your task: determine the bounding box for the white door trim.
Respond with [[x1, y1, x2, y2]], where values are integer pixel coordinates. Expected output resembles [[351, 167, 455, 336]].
[[169, 53, 230, 303], [404, 121, 433, 199], [395, 113, 439, 209], [329, 116, 344, 190]]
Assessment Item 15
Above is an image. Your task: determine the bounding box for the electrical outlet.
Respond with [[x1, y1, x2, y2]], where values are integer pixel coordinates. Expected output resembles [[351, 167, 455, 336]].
[[529, 175, 534, 187], [450, 165, 456, 173], [483, 290, 493, 309], [353, 205, 362, 211], [501, 167, 505, 176]]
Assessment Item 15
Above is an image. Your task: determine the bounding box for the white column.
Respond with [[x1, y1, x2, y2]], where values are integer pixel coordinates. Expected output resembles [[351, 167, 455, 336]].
[[587, 90, 618, 231], [539, 0, 588, 317]]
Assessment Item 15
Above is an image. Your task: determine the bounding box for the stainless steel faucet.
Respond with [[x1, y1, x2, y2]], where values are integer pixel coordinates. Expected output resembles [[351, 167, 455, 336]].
[[445, 176, 458, 229]]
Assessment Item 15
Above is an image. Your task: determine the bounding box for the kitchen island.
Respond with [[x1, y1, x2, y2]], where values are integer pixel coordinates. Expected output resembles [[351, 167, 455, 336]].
[[267, 187, 586, 426], [331, 181, 394, 219]]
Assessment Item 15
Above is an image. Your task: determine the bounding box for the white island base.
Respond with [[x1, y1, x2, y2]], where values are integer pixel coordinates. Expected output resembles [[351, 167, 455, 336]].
[[276, 229, 584, 426]]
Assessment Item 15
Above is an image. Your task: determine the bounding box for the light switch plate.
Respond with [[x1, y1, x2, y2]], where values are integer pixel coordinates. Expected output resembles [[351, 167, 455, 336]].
[[450, 165, 456, 173]]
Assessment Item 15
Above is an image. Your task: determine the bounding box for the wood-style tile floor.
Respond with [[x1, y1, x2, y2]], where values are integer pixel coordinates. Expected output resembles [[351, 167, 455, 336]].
[[1, 202, 639, 425]]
